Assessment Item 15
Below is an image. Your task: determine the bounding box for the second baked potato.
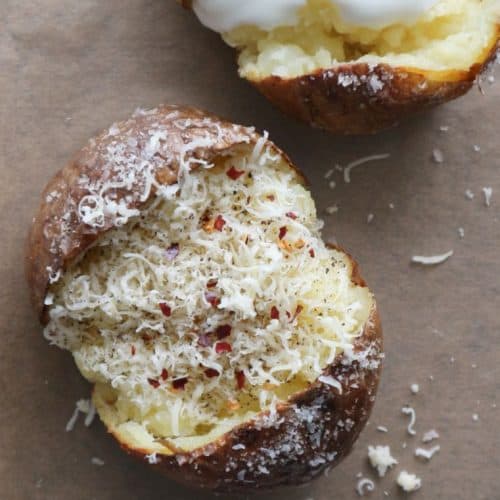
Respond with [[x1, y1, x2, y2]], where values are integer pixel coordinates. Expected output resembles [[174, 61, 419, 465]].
[[184, 0, 500, 134]]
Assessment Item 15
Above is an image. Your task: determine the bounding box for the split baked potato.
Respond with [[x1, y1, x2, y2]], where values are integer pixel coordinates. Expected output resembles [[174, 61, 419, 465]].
[[182, 0, 500, 134], [26, 105, 382, 493]]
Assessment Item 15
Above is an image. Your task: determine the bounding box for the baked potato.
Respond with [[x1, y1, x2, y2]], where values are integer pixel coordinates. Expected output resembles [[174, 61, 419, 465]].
[[26, 105, 382, 493], [182, 0, 500, 134]]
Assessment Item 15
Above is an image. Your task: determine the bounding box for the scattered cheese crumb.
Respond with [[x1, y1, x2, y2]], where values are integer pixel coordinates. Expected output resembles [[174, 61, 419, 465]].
[[439, 125, 449, 132], [457, 227, 465, 239], [65, 399, 95, 432], [465, 189, 474, 200], [482, 187, 493, 207], [324, 168, 334, 179], [397, 471, 422, 492], [487, 75, 495, 84], [422, 430, 440, 443], [377, 426, 389, 433], [410, 384, 419, 394], [473, 145, 481, 152], [471, 363, 477, 369], [367, 213, 374, 224], [356, 478, 375, 496], [415, 445, 440, 461], [432, 148, 444, 164], [329, 180, 336, 190], [402, 406, 417, 436], [91, 457, 105, 466], [402, 442, 407, 449], [472, 413, 479, 422], [411, 251, 453, 266], [450, 356, 455, 364], [429, 375, 434, 382], [343, 154, 390, 183], [388, 203, 395, 210], [325, 205, 339, 215], [368, 445, 398, 477]]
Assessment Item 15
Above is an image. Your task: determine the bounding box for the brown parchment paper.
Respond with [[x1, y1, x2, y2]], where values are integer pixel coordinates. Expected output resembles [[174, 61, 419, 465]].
[[1, 2, 499, 499]]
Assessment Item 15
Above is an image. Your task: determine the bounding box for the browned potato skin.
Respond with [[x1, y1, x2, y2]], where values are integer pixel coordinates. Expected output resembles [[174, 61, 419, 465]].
[[26, 105, 382, 493], [251, 35, 500, 134]]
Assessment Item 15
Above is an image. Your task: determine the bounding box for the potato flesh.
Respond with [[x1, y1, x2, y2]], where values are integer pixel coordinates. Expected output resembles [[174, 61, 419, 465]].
[[227, 0, 499, 79], [47, 146, 372, 452]]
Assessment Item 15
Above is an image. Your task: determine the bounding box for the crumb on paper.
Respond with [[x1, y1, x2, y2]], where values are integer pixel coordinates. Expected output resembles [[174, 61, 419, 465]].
[[457, 227, 465, 239], [356, 477, 375, 496], [473, 145, 481, 152], [439, 125, 449, 132], [422, 429, 440, 443], [65, 398, 95, 432], [91, 457, 105, 466], [482, 187, 493, 207], [432, 148, 444, 164], [325, 205, 339, 215], [397, 471, 422, 492], [377, 426, 389, 433], [415, 445, 440, 461], [411, 251, 453, 266], [329, 180, 336, 190], [342, 154, 390, 183], [465, 189, 474, 200], [367, 213, 374, 224], [472, 413, 479, 422], [368, 445, 398, 477], [410, 384, 419, 394], [402, 406, 417, 436]]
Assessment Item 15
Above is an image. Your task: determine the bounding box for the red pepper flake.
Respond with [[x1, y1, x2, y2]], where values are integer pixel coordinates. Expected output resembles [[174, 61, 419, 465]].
[[286, 211, 298, 220], [214, 215, 226, 232], [215, 342, 232, 354], [159, 302, 171, 317], [131, 345, 136, 356], [142, 334, 152, 342], [161, 368, 169, 381], [235, 370, 246, 390], [197, 333, 213, 347], [207, 279, 218, 289], [309, 248, 315, 258], [204, 368, 220, 378], [216, 324, 232, 339], [285, 311, 291, 320], [267, 195, 275, 201], [205, 292, 220, 308], [165, 243, 179, 261], [226, 166, 245, 180], [270, 306, 280, 320], [172, 377, 189, 390], [279, 226, 287, 240], [148, 378, 160, 389]]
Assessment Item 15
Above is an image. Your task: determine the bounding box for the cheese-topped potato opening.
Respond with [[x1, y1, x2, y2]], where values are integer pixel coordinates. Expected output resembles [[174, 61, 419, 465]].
[[45, 142, 373, 453], [226, 0, 499, 79]]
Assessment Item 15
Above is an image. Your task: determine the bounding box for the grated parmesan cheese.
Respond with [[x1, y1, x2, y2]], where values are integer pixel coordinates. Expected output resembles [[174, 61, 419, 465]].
[[356, 477, 375, 496], [415, 445, 440, 460], [411, 251, 453, 266], [342, 154, 390, 184], [368, 445, 398, 477], [482, 187, 493, 207], [422, 429, 439, 443], [46, 143, 372, 443], [402, 406, 417, 436], [397, 471, 421, 492]]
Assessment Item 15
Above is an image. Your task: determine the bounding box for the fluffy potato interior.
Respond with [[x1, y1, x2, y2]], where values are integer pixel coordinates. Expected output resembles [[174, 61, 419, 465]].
[[45, 144, 372, 453], [227, 0, 499, 79]]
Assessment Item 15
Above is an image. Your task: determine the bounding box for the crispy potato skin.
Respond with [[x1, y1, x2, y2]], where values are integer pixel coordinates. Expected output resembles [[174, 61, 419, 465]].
[[250, 35, 499, 134], [27, 105, 382, 493], [100, 256, 382, 494]]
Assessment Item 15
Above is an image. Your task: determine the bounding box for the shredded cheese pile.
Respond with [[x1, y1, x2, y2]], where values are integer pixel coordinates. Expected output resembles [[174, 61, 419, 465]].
[[45, 146, 372, 440]]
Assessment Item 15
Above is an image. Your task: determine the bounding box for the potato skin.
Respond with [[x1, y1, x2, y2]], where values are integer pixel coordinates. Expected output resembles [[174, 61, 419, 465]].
[[98, 254, 382, 494], [26, 105, 382, 493], [250, 35, 499, 134]]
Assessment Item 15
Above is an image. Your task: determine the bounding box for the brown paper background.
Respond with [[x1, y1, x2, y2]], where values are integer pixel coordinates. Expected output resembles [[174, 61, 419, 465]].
[[1, 1, 499, 499]]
